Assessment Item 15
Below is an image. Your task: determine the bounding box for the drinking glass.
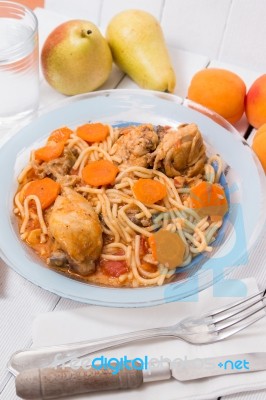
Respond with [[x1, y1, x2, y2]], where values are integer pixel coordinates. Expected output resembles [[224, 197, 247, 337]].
[[0, 1, 39, 127]]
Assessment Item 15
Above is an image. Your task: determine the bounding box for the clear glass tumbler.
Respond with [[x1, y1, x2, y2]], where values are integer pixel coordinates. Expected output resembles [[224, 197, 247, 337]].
[[0, 1, 39, 127]]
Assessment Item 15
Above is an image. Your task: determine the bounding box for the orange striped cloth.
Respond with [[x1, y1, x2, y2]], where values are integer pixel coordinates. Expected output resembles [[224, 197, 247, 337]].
[[15, 0, 44, 9]]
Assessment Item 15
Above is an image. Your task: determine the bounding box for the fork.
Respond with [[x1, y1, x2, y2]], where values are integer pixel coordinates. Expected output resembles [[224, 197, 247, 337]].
[[8, 289, 266, 376]]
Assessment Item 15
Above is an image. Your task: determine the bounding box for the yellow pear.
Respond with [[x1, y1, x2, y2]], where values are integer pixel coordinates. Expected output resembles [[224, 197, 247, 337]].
[[41, 20, 113, 95], [106, 10, 176, 93]]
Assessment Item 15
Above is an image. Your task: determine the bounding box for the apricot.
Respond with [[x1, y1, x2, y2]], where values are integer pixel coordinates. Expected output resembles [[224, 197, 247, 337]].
[[245, 75, 266, 129], [252, 123, 266, 173], [187, 68, 246, 124]]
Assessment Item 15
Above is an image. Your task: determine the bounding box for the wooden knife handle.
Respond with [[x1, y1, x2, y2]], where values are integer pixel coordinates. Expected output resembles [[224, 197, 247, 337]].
[[16, 366, 143, 399]]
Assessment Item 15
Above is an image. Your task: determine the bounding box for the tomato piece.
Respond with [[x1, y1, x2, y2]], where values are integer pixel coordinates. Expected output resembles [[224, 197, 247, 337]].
[[70, 168, 78, 176], [101, 260, 128, 277], [139, 236, 149, 258], [26, 217, 40, 230]]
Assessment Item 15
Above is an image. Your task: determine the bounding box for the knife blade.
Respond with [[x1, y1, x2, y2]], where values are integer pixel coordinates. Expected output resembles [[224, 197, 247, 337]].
[[15, 353, 266, 399], [170, 352, 266, 381]]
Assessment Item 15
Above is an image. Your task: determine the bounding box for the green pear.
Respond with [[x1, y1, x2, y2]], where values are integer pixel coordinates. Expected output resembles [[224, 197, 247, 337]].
[[106, 10, 176, 93], [41, 20, 113, 95]]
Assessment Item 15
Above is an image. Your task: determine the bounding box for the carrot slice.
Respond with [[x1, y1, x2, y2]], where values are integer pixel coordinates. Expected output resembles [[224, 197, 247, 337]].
[[82, 159, 119, 187], [132, 179, 167, 204], [48, 126, 73, 143], [190, 181, 228, 217], [76, 123, 109, 143], [210, 215, 223, 222], [35, 142, 64, 162], [24, 178, 61, 210]]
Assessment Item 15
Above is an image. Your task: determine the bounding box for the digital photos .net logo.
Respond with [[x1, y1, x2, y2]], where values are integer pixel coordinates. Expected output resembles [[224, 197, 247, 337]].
[[50, 353, 252, 375], [217, 359, 250, 371]]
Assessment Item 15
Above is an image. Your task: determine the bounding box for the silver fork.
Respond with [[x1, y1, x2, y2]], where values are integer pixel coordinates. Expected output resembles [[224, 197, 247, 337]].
[[8, 289, 266, 376]]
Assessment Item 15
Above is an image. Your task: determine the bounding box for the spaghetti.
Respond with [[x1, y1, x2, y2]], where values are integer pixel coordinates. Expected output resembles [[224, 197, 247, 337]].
[[14, 122, 228, 288]]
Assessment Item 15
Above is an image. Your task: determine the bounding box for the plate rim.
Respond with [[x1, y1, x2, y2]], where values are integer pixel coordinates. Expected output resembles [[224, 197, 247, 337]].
[[0, 89, 265, 307]]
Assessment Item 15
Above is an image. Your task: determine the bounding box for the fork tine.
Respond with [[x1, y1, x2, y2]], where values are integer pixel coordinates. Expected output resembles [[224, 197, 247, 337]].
[[216, 314, 266, 341], [212, 296, 266, 324], [210, 289, 266, 317], [214, 302, 266, 333]]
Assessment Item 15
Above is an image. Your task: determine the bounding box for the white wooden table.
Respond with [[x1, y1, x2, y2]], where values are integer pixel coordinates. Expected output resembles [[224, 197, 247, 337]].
[[1, 1, 266, 399]]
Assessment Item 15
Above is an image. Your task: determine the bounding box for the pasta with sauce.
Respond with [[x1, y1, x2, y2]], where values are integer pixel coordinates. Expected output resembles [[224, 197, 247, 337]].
[[14, 122, 228, 287]]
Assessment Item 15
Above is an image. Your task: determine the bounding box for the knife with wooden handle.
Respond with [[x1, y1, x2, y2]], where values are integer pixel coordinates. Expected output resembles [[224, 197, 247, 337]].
[[15, 364, 171, 399], [16, 353, 266, 399]]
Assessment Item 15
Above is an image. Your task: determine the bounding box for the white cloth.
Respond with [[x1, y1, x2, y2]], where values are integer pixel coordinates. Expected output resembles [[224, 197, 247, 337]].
[[32, 277, 266, 400]]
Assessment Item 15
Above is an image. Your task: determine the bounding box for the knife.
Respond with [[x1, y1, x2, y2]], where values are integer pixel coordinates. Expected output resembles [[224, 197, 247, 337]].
[[16, 352, 266, 399]]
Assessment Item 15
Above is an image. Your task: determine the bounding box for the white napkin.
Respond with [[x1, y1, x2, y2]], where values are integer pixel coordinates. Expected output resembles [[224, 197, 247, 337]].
[[32, 277, 266, 400]]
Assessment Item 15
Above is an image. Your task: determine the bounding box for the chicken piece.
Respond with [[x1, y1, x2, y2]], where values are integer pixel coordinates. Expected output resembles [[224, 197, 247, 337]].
[[56, 174, 80, 188], [174, 175, 203, 188], [48, 188, 103, 276], [152, 123, 207, 177], [111, 124, 159, 168], [34, 148, 78, 180], [156, 125, 173, 140], [126, 209, 151, 227]]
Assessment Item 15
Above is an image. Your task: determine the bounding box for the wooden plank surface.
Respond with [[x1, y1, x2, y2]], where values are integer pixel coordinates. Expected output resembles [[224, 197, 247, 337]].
[[161, 0, 232, 58], [44, 0, 102, 24], [23, 0, 266, 73], [218, 0, 266, 72]]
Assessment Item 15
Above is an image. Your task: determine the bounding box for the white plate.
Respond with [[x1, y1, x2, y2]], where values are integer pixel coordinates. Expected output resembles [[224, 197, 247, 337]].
[[0, 89, 265, 307]]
